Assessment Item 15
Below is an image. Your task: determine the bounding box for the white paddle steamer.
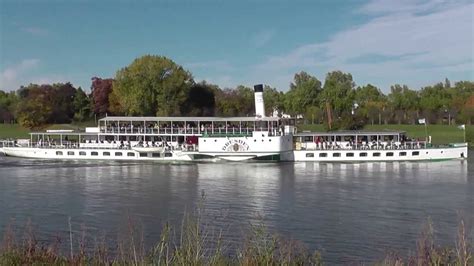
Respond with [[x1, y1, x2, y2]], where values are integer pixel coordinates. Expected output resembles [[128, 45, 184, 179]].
[[0, 85, 468, 162]]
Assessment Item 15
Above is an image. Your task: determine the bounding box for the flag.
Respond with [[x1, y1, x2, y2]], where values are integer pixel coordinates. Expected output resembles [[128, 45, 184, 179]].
[[418, 118, 426, 124], [458, 124, 465, 130]]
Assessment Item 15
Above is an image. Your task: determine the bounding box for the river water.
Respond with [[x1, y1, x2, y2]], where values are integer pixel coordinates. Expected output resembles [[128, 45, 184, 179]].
[[0, 155, 473, 263]]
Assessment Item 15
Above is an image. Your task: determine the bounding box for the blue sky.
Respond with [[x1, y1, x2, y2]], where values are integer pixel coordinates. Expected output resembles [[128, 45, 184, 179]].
[[1, 0, 473, 92]]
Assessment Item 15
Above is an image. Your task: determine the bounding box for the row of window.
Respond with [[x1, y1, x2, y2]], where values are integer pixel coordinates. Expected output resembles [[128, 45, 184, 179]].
[[306, 151, 420, 158], [56, 151, 135, 157], [55, 151, 174, 158]]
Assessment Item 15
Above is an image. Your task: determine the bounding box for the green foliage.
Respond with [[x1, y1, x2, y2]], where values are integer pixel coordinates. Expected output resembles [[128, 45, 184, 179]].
[[73, 87, 91, 122], [354, 84, 387, 125], [263, 85, 284, 116], [112, 55, 194, 116], [215, 85, 254, 116], [14, 83, 79, 129], [320, 71, 356, 129], [284, 71, 322, 115], [388, 84, 419, 124], [0, 90, 18, 123]]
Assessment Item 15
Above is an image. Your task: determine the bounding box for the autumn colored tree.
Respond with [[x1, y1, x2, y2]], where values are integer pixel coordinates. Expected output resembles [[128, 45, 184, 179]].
[[16, 84, 55, 128], [91, 77, 114, 116]]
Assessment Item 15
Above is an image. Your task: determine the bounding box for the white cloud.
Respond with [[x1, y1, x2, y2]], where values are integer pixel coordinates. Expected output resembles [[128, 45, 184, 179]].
[[254, 0, 474, 91], [185, 60, 234, 72], [0, 59, 68, 91], [200, 75, 235, 89], [1, 59, 40, 90], [252, 29, 276, 48], [21, 26, 49, 36]]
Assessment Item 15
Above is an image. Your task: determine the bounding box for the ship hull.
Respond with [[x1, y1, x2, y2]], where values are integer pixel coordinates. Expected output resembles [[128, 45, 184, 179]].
[[290, 145, 468, 162]]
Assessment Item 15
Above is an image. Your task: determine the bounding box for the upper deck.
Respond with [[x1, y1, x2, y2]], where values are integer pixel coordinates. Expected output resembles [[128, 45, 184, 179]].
[[97, 116, 295, 136]]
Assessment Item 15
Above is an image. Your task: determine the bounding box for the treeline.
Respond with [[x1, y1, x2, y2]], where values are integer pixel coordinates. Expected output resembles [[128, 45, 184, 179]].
[[1, 55, 473, 129]]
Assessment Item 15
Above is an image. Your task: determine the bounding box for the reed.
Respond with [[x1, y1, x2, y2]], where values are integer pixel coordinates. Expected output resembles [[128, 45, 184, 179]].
[[0, 209, 471, 265]]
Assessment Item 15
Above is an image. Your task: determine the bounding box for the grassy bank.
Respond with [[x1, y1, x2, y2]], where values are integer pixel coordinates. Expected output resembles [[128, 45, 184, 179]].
[[0, 121, 96, 139], [0, 214, 471, 265], [298, 124, 473, 146]]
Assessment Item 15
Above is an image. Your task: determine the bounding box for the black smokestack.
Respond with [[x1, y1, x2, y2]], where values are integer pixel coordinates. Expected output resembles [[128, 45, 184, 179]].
[[254, 84, 263, 92]]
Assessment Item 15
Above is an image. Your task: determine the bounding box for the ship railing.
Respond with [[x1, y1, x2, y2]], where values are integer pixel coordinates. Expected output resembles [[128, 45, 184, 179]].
[[11, 141, 195, 152], [101, 127, 279, 135], [298, 141, 430, 151]]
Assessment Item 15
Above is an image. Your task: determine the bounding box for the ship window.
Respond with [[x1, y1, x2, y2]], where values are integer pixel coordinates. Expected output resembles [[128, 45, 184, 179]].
[[400, 152, 407, 156], [127, 152, 135, 157], [304, 136, 313, 142], [386, 152, 394, 157], [360, 152, 368, 157], [79, 151, 86, 156], [103, 152, 110, 156], [412, 151, 420, 156], [269, 139, 271, 142], [319, 153, 327, 157], [56, 151, 63, 155], [306, 153, 314, 158], [373, 152, 381, 157], [346, 153, 354, 157], [91, 152, 98, 156], [333, 153, 341, 157], [165, 152, 172, 157], [115, 152, 122, 156], [139, 152, 148, 157], [152, 153, 161, 157], [67, 151, 74, 156]]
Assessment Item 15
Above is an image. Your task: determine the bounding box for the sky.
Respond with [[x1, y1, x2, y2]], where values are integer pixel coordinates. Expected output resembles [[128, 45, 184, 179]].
[[1, 0, 473, 93]]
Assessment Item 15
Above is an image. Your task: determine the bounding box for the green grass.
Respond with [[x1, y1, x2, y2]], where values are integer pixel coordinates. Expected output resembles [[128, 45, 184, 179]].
[[0, 124, 30, 139], [0, 121, 97, 139], [298, 124, 473, 146]]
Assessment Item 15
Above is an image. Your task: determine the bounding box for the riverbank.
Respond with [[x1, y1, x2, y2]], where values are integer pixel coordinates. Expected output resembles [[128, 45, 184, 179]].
[[0, 215, 471, 265]]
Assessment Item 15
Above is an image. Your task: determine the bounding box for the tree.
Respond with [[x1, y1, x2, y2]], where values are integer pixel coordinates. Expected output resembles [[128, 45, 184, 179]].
[[73, 87, 91, 121], [112, 55, 194, 116], [263, 85, 284, 117], [0, 90, 18, 123], [418, 82, 451, 123], [182, 81, 217, 116], [91, 77, 114, 116], [16, 84, 54, 129], [354, 84, 387, 125], [320, 71, 355, 129], [50, 82, 76, 124], [388, 84, 419, 124], [284, 71, 322, 116]]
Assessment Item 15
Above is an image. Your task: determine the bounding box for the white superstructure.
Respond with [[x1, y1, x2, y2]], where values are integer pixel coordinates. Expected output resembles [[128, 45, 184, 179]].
[[285, 131, 468, 162]]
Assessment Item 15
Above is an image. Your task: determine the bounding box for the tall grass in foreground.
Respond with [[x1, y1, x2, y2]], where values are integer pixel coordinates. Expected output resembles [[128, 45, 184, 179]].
[[0, 205, 472, 265]]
